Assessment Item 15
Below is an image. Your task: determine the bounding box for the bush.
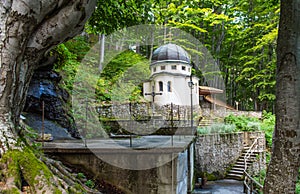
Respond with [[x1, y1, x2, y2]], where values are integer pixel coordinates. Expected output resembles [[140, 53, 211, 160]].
[[224, 112, 275, 148], [76, 172, 86, 179], [85, 180, 95, 188], [224, 114, 260, 131], [197, 123, 236, 134]]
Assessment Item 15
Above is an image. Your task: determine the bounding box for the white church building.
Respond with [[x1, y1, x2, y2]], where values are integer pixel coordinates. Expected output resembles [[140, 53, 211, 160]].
[[143, 43, 199, 107]]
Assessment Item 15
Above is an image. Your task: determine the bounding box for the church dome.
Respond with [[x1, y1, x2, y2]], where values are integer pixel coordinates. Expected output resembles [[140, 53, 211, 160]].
[[151, 43, 190, 65]]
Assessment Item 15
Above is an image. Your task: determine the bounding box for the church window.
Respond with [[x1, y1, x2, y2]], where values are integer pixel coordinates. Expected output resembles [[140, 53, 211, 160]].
[[167, 81, 172, 92], [171, 65, 177, 70], [159, 81, 163, 92], [153, 67, 156, 72], [182, 66, 186, 71], [161, 66, 166, 70]]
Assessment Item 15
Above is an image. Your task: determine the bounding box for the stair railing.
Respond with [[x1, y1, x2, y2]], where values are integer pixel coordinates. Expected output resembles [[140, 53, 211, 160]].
[[243, 137, 264, 193]]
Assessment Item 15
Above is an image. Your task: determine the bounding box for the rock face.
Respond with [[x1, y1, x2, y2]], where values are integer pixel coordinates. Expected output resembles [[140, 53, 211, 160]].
[[24, 65, 80, 139]]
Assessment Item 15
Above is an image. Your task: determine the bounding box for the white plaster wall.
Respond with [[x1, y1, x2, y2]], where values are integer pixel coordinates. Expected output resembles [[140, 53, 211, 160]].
[[144, 62, 199, 106], [151, 62, 192, 77], [145, 75, 199, 106]]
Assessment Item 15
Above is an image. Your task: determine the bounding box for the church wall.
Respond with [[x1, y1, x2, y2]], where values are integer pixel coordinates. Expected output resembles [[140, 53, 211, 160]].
[[143, 75, 199, 106]]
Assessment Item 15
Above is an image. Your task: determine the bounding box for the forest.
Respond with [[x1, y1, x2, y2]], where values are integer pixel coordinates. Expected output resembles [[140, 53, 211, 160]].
[[84, 0, 279, 111]]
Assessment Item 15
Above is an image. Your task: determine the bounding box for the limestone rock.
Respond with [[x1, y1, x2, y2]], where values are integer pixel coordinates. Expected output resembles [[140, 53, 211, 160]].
[[24, 65, 80, 139]]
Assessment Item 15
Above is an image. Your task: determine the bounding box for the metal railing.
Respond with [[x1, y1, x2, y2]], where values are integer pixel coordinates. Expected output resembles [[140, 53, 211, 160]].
[[243, 137, 264, 194], [244, 171, 263, 194]]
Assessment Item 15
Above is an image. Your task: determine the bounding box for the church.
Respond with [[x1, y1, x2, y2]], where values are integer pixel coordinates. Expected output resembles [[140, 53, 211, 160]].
[[143, 43, 225, 111], [143, 43, 200, 107]]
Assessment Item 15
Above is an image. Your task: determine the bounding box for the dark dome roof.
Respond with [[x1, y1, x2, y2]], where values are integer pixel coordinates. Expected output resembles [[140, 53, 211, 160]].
[[151, 43, 190, 65]]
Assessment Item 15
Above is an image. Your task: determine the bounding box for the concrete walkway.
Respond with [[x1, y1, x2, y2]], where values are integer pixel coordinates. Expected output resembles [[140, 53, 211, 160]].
[[193, 179, 244, 194]]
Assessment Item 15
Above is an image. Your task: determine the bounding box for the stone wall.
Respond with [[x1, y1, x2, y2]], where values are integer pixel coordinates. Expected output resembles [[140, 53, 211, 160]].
[[97, 102, 200, 121], [194, 132, 266, 180], [98, 103, 200, 135], [97, 102, 262, 121], [194, 133, 244, 179]]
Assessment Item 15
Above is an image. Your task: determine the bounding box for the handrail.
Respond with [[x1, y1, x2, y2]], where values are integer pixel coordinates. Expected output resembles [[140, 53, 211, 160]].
[[244, 137, 259, 171], [243, 136, 264, 193]]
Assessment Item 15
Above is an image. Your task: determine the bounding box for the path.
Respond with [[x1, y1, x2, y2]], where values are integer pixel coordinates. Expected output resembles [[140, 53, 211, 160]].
[[193, 179, 244, 194]]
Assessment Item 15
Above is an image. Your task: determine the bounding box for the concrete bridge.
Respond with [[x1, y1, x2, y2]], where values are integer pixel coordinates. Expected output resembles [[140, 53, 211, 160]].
[[43, 135, 195, 194]]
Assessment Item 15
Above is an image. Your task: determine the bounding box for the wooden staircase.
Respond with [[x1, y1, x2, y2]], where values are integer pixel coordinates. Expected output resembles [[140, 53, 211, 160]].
[[226, 146, 258, 180]]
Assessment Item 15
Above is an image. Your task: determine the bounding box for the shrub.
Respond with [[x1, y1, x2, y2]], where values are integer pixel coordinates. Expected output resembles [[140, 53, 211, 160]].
[[85, 180, 95, 188], [76, 172, 86, 179], [224, 112, 275, 148], [197, 123, 236, 134]]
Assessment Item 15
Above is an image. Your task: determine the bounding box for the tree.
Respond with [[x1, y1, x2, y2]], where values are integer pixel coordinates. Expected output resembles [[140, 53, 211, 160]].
[[0, 0, 96, 152], [263, 0, 300, 193], [0, 1, 96, 192]]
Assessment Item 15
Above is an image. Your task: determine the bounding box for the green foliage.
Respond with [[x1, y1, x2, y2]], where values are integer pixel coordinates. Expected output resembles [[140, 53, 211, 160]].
[[63, 36, 91, 61], [260, 111, 275, 148], [76, 172, 86, 180], [85, 180, 95, 188], [224, 114, 260, 131], [254, 169, 266, 186], [297, 168, 300, 194], [95, 50, 150, 103], [1, 187, 20, 194], [197, 123, 236, 135], [87, 0, 155, 34], [53, 43, 81, 93], [224, 112, 275, 148]]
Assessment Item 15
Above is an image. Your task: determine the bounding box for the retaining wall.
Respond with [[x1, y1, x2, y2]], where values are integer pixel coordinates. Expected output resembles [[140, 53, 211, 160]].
[[195, 133, 244, 180], [194, 132, 265, 180]]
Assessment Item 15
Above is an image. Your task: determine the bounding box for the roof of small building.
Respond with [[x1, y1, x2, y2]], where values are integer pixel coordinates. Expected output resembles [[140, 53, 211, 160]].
[[151, 43, 190, 65]]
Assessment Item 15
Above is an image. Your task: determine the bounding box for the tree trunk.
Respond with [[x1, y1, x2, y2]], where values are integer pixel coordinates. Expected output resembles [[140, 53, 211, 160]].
[[264, 1, 300, 193], [0, 0, 96, 153]]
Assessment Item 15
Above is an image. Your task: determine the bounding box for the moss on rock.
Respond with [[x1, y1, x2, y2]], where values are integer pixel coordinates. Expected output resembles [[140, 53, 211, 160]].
[[0, 146, 91, 193]]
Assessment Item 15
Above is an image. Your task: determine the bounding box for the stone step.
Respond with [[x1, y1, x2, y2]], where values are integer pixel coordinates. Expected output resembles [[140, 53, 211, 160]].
[[238, 156, 255, 161], [226, 145, 261, 180], [226, 173, 243, 180], [231, 166, 245, 171], [237, 160, 254, 165], [233, 164, 245, 168], [242, 152, 259, 157]]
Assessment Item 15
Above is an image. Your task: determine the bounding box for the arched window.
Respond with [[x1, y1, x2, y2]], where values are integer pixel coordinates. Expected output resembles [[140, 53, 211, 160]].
[[167, 81, 172, 92], [159, 81, 163, 92]]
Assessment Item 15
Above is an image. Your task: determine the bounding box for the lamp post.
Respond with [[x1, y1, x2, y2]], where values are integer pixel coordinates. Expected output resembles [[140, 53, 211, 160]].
[[188, 75, 194, 135]]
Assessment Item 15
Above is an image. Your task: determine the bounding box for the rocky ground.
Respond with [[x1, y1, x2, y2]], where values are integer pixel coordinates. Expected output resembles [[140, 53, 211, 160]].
[[22, 113, 75, 140]]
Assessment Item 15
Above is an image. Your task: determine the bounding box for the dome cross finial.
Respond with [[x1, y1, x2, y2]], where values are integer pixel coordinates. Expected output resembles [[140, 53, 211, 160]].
[[166, 32, 173, 43]]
